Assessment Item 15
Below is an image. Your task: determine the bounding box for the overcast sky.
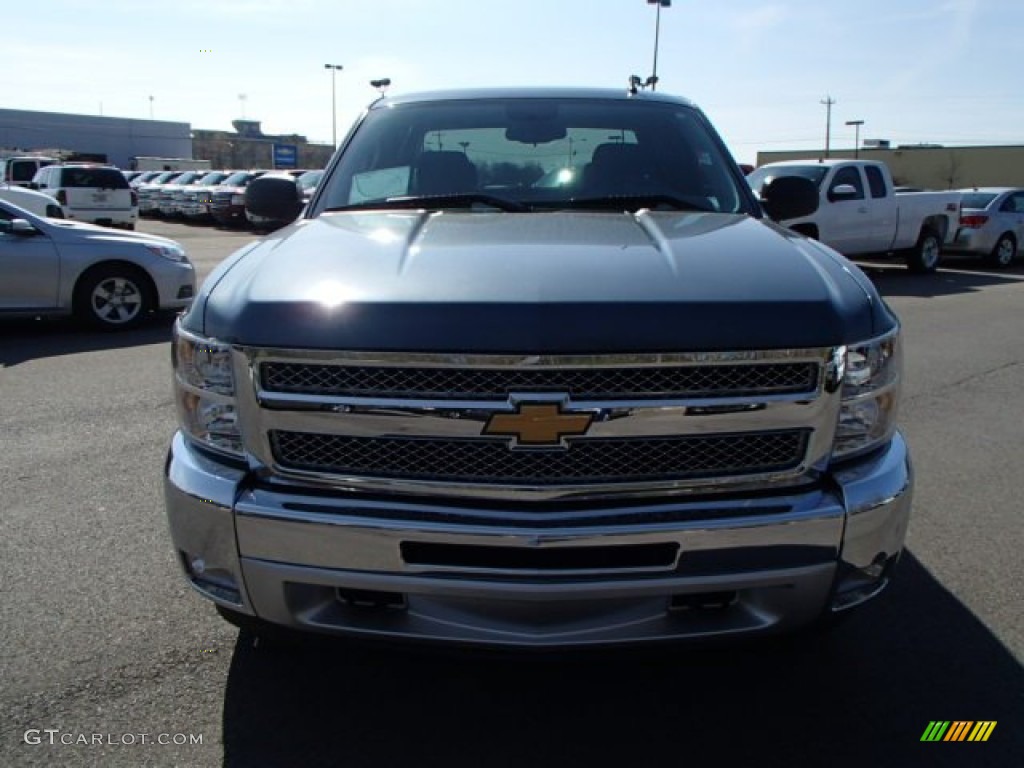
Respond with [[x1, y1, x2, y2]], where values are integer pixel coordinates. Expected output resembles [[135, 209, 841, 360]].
[[6, 0, 1019, 164]]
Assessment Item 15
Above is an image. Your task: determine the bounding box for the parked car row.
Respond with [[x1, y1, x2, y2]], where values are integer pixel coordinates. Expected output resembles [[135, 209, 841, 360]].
[[130, 167, 323, 229]]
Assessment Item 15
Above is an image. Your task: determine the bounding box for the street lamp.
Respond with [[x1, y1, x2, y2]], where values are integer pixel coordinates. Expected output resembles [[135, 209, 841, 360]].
[[647, 0, 671, 92], [846, 119, 865, 159], [324, 63, 343, 147]]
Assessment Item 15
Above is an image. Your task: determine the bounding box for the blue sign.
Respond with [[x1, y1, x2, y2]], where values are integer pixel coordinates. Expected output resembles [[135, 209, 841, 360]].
[[272, 143, 298, 169]]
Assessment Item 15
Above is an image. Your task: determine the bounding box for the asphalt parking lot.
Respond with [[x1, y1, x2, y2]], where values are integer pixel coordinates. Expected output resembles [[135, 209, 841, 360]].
[[2, 219, 1023, 767]]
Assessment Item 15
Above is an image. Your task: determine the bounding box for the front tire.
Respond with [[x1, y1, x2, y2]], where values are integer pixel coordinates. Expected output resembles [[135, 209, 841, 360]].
[[988, 233, 1017, 268], [74, 264, 153, 330], [906, 228, 941, 273]]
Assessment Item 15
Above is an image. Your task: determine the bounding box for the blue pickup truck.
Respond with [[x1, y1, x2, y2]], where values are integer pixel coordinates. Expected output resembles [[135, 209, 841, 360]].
[[164, 88, 912, 648]]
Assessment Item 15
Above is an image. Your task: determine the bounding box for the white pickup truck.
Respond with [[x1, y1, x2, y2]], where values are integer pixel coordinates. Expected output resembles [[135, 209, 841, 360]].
[[748, 159, 961, 272]]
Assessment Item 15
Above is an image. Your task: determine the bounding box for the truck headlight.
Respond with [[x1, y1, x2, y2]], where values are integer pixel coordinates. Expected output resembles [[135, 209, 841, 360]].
[[172, 320, 243, 458], [833, 329, 901, 460]]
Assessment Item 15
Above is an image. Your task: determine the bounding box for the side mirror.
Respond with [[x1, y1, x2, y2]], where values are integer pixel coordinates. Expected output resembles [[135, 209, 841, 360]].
[[759, 176, 819, 222], [0, 218, 38, 236], [827, 183, 859, 202], [245, 176, 303, 222]]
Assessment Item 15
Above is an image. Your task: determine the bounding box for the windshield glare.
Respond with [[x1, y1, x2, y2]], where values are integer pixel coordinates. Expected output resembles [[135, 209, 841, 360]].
[[313, 98, 749, 214]]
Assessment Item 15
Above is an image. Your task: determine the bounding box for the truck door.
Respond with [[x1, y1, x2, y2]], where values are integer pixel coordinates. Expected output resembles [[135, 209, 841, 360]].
[[862, 164, 897, 252], [822, 165, 869, 255]]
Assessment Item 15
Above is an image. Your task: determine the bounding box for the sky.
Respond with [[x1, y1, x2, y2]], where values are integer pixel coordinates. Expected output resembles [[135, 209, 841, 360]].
[[6, 0, 1021, 165]]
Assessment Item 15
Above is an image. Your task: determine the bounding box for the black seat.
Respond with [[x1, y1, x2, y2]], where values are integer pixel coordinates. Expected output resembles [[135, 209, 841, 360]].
[[581, 143, 659, 196], [412, 151, 478, 196]]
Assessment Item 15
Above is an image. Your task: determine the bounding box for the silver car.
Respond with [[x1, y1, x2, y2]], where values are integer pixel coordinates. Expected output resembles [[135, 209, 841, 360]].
[[949, 187, 1024, 267], [0, 199, 195, 329]]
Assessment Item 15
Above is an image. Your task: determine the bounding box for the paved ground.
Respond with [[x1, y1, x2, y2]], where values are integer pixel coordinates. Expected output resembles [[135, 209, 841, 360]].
[[1, 220, 1022, 767]]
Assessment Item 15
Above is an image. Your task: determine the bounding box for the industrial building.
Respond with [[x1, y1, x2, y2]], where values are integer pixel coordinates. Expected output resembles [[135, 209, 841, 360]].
[[756, 145, 1024, 190], [0, 109, 332, 171]]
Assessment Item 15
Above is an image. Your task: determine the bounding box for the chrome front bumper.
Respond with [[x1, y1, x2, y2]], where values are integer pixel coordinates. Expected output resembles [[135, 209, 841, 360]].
[[164, 431, 912, 647]]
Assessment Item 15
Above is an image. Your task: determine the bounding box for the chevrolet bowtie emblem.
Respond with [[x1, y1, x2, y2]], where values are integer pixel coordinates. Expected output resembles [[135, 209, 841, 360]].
[[483, 403, 593, 447]]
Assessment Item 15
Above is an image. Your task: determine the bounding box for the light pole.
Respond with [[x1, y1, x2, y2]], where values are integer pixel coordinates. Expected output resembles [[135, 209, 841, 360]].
[[821, 95, 836, 158], [324, 63, 343, 147], [845, 119, 864, 159], [647, 0, 671, 92]]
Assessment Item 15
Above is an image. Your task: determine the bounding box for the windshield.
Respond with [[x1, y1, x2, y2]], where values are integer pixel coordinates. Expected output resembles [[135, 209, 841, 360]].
[[313, 97, 750, 214], [746, 165, 829, 195], [221, 171, 262, 187], [196, 172, 229, 186]]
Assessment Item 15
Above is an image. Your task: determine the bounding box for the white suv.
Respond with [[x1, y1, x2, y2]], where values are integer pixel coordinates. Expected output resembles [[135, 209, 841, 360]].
[[31, 164, 138, 229]]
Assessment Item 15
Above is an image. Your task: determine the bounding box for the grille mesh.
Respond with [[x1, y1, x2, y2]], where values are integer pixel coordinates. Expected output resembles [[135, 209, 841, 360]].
[[270, 429, 810, 485], [261, 362, 819, 400]]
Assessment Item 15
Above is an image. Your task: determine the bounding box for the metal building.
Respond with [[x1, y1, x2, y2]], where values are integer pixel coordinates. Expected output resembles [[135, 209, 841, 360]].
[[0, 108, 192, 169]]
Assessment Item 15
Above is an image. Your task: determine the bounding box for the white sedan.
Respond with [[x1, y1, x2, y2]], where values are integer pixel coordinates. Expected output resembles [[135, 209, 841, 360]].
[[0, 199, 196, 329]]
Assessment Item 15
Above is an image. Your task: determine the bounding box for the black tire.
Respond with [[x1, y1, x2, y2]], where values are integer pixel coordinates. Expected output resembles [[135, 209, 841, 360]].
[[906, 228, 942, 273], [987, 233, 1017, 268], [73, 264, 153, 330]]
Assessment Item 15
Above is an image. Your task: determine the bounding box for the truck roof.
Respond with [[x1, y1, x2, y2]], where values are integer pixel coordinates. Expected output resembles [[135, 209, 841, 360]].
[[373, 87, 698, 110]]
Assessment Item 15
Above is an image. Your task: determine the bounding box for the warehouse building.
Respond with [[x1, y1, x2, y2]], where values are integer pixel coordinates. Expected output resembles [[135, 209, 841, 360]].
[[0, 109, 332, 171], [756, 145, 1024, 190], [0, 108, 192, 169]]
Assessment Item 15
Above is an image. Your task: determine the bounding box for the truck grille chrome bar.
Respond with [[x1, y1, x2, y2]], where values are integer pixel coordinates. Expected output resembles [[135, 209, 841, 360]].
[[235, 347, 840, 500]]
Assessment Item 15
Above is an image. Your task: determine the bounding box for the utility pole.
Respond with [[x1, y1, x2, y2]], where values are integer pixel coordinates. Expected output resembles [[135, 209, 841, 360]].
[[821, 95, 836, 158]]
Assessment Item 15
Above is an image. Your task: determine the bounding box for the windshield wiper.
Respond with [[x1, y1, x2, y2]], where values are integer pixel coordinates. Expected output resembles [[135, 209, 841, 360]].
[[325, 194, 531, 213], [560, 194, 712, 213]]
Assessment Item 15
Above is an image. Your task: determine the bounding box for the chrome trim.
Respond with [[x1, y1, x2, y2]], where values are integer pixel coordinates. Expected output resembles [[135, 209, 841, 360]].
[[230, 346, 844, 501]]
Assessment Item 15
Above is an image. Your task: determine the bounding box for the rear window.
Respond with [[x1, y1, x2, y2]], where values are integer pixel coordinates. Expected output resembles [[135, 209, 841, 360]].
[[11, 161, 47, 182], [959, 193, 997, 210], [59, 168, 129, 189]]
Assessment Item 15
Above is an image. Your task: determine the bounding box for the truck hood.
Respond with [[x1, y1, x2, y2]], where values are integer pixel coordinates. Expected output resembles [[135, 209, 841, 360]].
[[197, 210, 887, 352]]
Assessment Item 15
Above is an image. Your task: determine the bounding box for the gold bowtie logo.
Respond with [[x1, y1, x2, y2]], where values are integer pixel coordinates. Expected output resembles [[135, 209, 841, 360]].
[[483, 403, 593, 447]]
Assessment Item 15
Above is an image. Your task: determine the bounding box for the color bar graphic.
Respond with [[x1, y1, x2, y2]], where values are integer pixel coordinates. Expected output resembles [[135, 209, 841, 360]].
[[921, 721, 996, 742]]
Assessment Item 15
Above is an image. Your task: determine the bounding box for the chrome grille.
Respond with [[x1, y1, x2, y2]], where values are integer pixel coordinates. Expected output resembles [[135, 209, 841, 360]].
[[260, 361, 819, 400], [269, 429, 810, 485]]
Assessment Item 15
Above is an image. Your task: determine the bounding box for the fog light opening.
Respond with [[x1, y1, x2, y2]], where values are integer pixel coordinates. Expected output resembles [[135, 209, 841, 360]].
[[832, 554, 897, 612], [181, 551, 242, 605]]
